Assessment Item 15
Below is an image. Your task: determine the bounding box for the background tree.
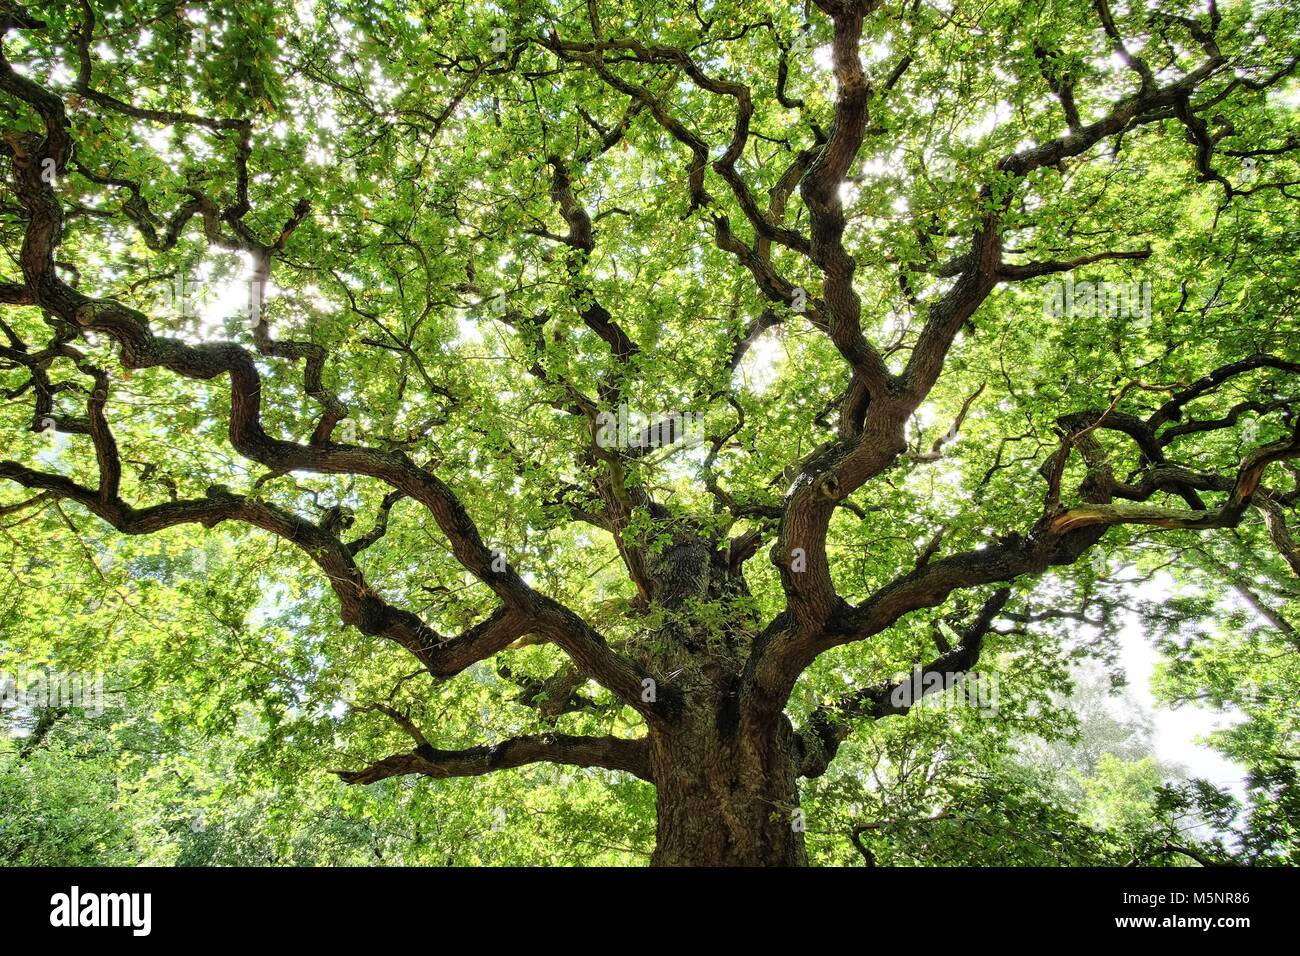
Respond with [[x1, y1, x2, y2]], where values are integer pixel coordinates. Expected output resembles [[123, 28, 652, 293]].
[[1, 0, 1297, 865]]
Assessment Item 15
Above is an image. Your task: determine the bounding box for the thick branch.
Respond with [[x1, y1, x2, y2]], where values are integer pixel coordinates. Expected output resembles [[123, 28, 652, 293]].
[[334, 733, 653, 784]]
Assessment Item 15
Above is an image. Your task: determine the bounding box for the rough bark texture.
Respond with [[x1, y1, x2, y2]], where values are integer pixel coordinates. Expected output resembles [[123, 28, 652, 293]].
[[650, 700, 806, 867]]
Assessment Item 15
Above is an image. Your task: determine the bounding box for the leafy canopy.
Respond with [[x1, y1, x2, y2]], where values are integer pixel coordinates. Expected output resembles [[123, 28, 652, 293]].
[[1, 0, 1299, 864]]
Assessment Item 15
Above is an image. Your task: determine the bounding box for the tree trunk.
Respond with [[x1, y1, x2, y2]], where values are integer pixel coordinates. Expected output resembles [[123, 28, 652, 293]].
[[648, 706, 808, 866]]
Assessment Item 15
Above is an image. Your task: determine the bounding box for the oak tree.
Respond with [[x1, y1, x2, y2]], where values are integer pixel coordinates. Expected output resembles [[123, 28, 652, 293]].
[[2, 0, 1298, 865]]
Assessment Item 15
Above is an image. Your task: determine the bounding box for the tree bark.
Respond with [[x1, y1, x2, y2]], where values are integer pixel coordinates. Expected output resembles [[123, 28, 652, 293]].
[[648, 703, 807, 866]]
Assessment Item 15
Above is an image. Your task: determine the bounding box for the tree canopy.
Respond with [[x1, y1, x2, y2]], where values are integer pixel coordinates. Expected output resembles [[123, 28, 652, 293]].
[[1, 0, 1298, 866]]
